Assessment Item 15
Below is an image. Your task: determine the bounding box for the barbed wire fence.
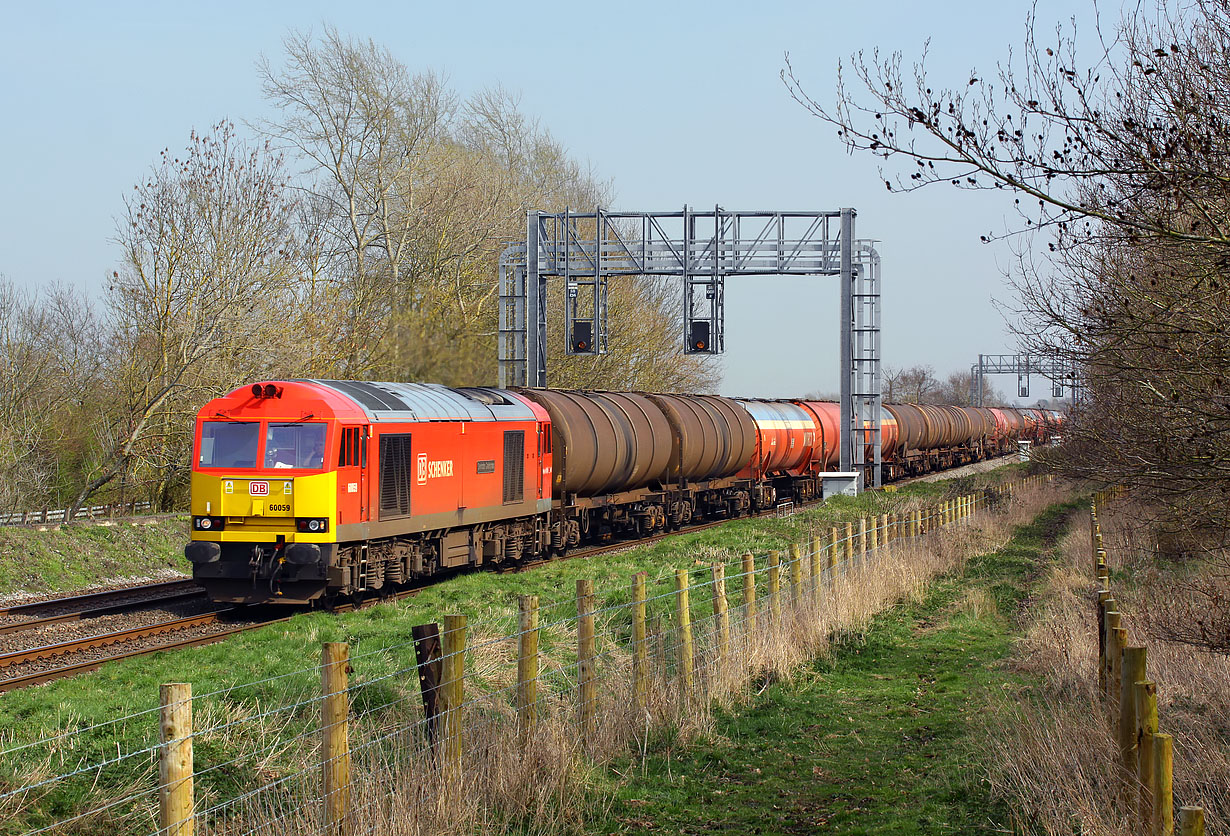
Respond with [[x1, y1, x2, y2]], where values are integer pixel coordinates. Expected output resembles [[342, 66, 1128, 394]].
[[0, 476, 1054, 836]]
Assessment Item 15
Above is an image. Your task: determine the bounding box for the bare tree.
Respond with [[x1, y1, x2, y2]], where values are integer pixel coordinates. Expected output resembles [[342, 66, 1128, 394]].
[[259, 27, 456, 375], [896, 364, 938, 403], [76, 121, 300, 512], [783, 1, 1230, 539], [882, 365, 905, 402], [0, 280, 104, 509]]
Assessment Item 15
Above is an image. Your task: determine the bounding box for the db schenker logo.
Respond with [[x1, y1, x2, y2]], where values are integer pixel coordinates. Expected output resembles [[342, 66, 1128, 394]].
[[417, 453, 454, 485]]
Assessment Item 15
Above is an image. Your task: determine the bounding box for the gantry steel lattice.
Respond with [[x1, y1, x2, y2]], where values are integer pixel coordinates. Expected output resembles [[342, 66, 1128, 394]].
[[497, 207, 884, 488], [969, 354, 1078, 406]]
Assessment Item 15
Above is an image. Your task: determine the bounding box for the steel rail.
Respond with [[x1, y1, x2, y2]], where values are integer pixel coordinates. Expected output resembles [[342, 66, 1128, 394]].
[[0, 617, 294, 692], [0, 579, 201, 619], [0, 591, 208, 636], [0, 610, 235, 670]]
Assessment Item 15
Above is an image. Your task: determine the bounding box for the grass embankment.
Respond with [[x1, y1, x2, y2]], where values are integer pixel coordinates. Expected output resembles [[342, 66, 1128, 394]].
[[0, 517, 188, 601], [588, 496, 1081, 835], [0, 464, 1024, 835]]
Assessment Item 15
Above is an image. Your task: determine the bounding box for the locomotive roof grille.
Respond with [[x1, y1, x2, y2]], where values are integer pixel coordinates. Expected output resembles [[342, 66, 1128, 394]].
[[299, 380, 535, 422]]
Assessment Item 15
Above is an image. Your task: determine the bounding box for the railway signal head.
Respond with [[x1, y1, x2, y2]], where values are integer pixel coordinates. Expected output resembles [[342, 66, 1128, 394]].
[[570, 321, 593, 353], [687, 321, 711, 353]]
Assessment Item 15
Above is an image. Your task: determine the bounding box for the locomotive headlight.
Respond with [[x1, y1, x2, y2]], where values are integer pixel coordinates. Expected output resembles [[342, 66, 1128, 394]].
[[308, 519, 321, 532], [295, 517, 328, 533], [199, 517, 212, 530], [193, 516, 223, 531]]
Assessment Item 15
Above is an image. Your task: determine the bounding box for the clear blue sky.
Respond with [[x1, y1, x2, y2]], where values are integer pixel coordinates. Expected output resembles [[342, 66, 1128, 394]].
[[1, 0, 1094, 399]]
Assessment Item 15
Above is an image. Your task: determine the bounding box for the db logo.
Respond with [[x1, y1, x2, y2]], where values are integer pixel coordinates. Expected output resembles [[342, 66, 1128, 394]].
[[417, 453, 428, 485], [249, 480, 269, 496]]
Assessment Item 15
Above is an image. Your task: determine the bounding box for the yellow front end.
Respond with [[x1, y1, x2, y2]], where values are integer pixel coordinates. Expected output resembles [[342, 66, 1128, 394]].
[[189, 471, 338, 544], [188, 471, 341, 604]]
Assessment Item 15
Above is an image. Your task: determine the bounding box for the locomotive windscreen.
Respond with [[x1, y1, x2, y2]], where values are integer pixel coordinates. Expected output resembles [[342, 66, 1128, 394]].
[[199, 422, 259, 469]]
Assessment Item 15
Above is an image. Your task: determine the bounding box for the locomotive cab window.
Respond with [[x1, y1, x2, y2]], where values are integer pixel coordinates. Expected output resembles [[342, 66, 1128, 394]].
[[264, 423, 327, 470], [338, 427, 363, 467]]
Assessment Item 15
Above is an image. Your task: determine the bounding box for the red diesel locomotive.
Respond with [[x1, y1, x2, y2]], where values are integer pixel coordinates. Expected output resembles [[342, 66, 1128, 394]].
[[186, 380, 1061, 605]]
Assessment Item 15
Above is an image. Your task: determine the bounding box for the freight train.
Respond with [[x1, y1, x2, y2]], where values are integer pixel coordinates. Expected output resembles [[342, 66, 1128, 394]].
[[185, 381, 1062, 605]]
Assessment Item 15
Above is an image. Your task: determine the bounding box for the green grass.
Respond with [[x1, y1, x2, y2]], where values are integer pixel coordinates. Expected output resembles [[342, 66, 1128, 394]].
[[0, 517, 189, 598], [585, 497, 1081, 835], [0, 465, 1024, 834]]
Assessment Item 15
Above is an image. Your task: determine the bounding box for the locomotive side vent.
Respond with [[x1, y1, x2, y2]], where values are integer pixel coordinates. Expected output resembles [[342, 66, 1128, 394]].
[[503, 431, 525, 504], [379, 434, 413, 517]]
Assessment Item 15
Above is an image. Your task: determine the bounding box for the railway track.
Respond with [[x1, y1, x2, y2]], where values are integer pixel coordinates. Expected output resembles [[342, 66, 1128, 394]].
[[0, 583, 207, 636], [0, 579, 203, 620], [0, 615, 295, 691]]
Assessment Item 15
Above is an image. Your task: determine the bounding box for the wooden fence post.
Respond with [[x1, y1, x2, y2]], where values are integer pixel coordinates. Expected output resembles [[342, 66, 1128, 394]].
[[1110, 626, 1127, 712], [1103, 610, 1121, 700], [768, 551, 781, 623], [810, 536, 823, 600], [517, 596, 538, 737], [1137, 680, 1158, 827], [412, 624, 442, 745], [632, 573, 648, 710], [871, 515, 880, 551], [1102, 595, 1121, 693], [1153, 733, 1173, 836], [712, 563, 729, 681], [858, 519, 868, 565], [577, 579, 596, 745], [321, 644, 351, 836], [789, 543, 803, 603], [441, 614, 467, 797], [829, 527, 840, 589], [159, 683, 194, 836], [1120, 647, 1147, 778], [844, 522, 854, 568], [742, 553, 756, 634], [1178, 807, 1205, 836], [675, 569, 694, 698]]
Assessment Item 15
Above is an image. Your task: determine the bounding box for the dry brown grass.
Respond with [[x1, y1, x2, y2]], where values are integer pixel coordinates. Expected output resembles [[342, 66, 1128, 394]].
[[984, 495, 1230, 835], [200, 484, 1059, 836]]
